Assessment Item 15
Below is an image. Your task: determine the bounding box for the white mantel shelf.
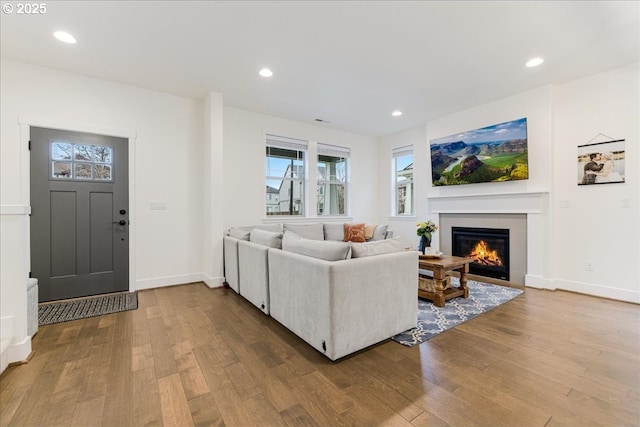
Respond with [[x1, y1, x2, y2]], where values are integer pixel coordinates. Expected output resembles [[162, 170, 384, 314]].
[[427, 191, 549, 214]]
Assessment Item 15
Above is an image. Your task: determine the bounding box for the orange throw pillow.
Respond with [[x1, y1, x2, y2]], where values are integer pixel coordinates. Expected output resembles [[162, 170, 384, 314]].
[[344, 223, 366, 243]]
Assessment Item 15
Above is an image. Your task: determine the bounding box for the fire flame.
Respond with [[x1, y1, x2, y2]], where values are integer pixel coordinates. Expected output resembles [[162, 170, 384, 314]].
[[469, 240, 503, 266]]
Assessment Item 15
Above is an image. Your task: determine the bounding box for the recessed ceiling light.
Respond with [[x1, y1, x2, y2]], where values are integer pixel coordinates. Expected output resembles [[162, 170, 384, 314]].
[[53, 31, 77, 44], [259, 68, 273, 78], [392, 111, 403, 117], [526, 57, 544, 67]]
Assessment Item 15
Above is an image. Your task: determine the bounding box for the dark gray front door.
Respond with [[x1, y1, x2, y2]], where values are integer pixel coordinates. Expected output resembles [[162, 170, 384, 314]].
[[30, 127, 129, 302]]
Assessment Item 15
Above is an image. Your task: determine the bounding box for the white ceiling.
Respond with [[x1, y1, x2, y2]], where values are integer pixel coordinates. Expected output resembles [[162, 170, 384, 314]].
[[1, 1, 638, 137]]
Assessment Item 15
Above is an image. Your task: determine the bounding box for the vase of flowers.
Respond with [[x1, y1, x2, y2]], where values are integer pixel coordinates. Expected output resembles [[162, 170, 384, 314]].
[[417, 220, 438, 254]]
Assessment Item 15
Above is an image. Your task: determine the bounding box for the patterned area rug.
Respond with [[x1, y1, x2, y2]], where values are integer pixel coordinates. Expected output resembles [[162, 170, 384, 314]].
[[392, 279, 523, 346], [39, 291, 138, 326]]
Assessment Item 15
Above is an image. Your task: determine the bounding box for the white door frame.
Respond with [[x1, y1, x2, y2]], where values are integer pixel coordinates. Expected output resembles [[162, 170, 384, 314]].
[[19, 117, 137, 293]]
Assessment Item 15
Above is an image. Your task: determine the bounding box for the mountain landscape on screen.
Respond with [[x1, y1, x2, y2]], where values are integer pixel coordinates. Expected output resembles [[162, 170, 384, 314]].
[[430, 118, 529, 186]]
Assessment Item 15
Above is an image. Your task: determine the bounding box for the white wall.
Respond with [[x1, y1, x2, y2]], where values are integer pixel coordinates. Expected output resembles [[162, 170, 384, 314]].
[[223, 107, 379, 229], [553, 62, 639, 302], [0, 59, 206, 363], [378, 64, 639, 302]]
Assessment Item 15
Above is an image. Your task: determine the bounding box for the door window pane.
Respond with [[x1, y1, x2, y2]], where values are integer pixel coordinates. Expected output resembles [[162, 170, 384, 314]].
[[95, 164, 112, 180], [52, 143, 72, 160], [52, 161, 72, 178], [94, 146, 112, 163], [74, 145, 93, 161], [75, 163, 92, 179], [50, 141, 113, 182]]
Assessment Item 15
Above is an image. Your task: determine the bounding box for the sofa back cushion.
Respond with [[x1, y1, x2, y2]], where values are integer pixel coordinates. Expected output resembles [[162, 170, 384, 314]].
[[228, 224, 282, 240], [228, 227, 251, 240], [250, 229, 283, 249], [323, 223, 345, 241], [283, 223, 325, 240], [282, 231, 351, 261], [255, 223, 283, 233], [351, 237, 406, 258]]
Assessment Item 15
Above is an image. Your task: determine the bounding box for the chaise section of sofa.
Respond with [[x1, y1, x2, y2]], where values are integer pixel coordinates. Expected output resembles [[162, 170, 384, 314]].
[[268, 245, 418, 361]]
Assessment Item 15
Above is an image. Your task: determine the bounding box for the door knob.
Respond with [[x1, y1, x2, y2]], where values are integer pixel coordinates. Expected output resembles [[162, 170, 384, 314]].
[[113, 220, 127, 226]]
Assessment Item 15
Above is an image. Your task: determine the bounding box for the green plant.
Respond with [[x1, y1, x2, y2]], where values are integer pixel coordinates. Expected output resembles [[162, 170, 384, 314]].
[[416, 220, 438, 237]]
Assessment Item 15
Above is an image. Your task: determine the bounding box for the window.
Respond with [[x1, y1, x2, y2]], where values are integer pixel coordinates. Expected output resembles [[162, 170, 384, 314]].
[[51, 141, 113, 181], [393, 146, 413, 215], [317, 144, 349, 216], [266, 135, 307, 216]]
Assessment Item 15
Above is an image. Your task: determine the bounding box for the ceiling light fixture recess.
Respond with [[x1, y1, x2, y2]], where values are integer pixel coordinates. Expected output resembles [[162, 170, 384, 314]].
[[392, 111, 403, 117], [259, 68, 273, 78], [53, 31, 77, 44], [525, 57, 544, 67]]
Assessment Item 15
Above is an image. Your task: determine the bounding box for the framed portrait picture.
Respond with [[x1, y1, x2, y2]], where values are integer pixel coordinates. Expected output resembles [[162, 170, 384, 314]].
[[577, 139, 625, 185]]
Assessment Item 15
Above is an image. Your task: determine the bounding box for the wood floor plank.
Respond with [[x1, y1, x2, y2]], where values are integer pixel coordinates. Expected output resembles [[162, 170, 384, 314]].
[[158, 373, 194, 427], [188, 393, 225, 427], [2, 282, 638, 427], [132, 365, 163, 427], [279, 403, 321, 427], [71, 395, 106, 427]]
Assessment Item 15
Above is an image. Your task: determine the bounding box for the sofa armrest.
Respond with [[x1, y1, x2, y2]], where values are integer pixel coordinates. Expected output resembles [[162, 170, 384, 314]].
[[223, 236, 240, 293], [238, 240, 271, 314]]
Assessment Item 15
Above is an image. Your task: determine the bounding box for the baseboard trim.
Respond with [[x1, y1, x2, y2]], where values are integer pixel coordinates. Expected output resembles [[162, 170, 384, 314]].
[[202, 273, 225, 289], [552, 279, 640, 304], [7, 336, 32, 366], [135, 273, 224, 290], [525, 274, 555, 290]]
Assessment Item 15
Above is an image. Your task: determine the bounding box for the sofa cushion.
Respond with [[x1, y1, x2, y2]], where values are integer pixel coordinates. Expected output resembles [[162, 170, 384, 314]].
[[351, 237, 406, 258], [255, 223, 283, 233], [371, 224, 389, 241], [282, 231, 351, 261], [344, 223, 366, 242], [250, 229, 283, 249], [364, 224, 377, 240], [323, 223, 345, 241], [283, 223, 325, 240], [229, 227, 251, 240]]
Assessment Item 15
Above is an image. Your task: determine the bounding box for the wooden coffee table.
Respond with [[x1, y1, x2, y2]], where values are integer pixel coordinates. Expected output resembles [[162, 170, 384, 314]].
[[418, 254, 473, 307]]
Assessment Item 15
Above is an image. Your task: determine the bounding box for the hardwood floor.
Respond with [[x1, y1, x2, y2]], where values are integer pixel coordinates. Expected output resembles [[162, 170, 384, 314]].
[[1, 282, 638, 427]]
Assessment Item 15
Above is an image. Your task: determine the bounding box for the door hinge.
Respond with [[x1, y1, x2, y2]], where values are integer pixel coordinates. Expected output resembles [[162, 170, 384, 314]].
[[29, 271, 32, 278], [28, 140, 31, 150]]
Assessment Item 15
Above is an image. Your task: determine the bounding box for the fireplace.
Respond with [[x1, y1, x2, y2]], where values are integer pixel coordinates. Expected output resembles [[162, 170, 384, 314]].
[[452, 227, 510, 281]]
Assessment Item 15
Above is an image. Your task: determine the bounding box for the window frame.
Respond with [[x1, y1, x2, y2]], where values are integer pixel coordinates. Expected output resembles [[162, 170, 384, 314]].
[[316, 143, 350, 217], [393, 145, 414, 216], [265, 135, 308, 217]]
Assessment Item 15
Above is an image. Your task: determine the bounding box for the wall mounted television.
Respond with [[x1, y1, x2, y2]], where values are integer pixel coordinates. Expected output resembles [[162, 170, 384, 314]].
[[430, 117, 529, 186]]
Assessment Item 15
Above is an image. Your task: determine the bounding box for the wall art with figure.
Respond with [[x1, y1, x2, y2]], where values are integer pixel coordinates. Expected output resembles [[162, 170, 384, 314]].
[[577, 139, 625, 185]]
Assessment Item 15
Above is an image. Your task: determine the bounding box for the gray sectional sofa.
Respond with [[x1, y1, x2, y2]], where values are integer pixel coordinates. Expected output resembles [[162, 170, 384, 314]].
[[223, 222, 418, 361]]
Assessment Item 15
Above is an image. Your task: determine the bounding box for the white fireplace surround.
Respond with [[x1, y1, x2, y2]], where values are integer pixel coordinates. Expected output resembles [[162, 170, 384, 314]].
[[428, 191, 549, 288]]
